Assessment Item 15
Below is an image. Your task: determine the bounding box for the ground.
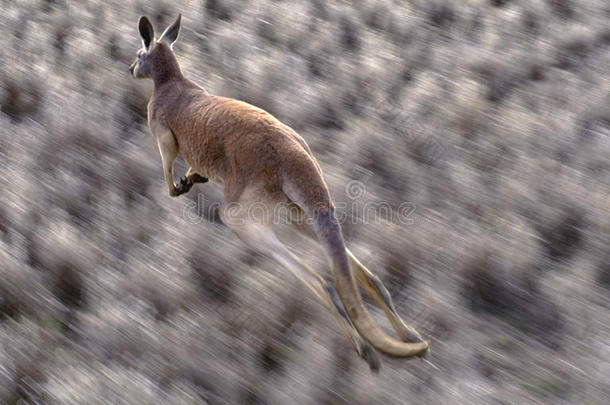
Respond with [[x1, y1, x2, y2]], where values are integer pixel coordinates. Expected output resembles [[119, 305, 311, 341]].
[[0, 0, 609, 404]]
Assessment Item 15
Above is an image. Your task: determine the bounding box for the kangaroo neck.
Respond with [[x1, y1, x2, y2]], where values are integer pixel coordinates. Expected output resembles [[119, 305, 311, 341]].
[[151, 46, 184, 88]]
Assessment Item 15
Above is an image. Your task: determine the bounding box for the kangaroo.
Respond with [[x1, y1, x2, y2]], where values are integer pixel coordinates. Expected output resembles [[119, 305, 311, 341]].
[[130, 14, 428, 371]]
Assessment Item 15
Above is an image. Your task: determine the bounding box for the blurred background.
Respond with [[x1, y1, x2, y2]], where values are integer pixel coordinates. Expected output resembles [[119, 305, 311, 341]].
[[1, 0, 609, 403]]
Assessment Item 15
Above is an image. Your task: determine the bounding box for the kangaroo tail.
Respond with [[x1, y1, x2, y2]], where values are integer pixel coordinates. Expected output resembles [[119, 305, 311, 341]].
[[312, 210, 429, 358]]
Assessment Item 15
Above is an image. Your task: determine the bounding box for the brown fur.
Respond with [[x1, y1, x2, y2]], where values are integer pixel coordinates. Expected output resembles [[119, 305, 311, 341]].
[[131, 15, 428, 368], [149, 42, 331, 210]]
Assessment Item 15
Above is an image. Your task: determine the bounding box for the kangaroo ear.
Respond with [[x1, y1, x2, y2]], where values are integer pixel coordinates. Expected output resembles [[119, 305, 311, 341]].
[[138, 16, 155, 50], [159, 14, 181, 48]]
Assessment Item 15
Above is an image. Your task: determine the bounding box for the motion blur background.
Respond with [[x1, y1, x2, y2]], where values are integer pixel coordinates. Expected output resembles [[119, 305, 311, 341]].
[[1, 0, 609, 403]]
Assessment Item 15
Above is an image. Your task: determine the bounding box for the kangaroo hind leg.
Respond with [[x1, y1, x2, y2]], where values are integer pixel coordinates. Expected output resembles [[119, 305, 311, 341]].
[[225, 217, 380, 372], [291, 217, 424, 344]]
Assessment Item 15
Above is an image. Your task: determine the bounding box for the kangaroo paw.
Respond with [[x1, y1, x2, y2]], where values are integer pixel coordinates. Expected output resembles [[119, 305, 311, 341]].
[[174, 177, 193, 195], [190, 173, 208, 184]]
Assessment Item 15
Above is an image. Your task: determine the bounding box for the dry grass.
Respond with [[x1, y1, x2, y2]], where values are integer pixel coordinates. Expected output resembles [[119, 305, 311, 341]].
[[0, 0, 609, 403]]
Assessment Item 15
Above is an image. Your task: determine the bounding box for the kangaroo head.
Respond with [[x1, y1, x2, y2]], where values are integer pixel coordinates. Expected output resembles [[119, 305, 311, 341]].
[[129, 14, 181, 79]]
